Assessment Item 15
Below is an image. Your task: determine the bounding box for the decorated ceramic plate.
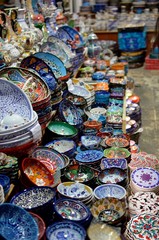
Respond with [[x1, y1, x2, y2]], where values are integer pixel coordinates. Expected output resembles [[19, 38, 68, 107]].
[[75, 150, 103, 164], [0, 67, 50, 104], [0, 78, 33, 123], [34, 52, 67, 78], [60, 25, 84, 45], [20, 56, 57, 91], [58, 99, 83, 126], [46, 221, 86, 240], [0, 203, 38, 240], [39, 41, 68, 64]]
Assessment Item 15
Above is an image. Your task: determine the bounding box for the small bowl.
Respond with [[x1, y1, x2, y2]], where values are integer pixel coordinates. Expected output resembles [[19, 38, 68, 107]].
[[64, 164, 94, 183], [84, 120, 102, 131], [106, 137, 129, 148], [97, 168, 127, 186], [46, 221, 86, 240], [104, 147, 131, 159], [47, 121, 78, 137], [53, 198, 91, 223], [94, 184, 127, 200], [91, 197, 126, 225], [81, 135, 101, 149]]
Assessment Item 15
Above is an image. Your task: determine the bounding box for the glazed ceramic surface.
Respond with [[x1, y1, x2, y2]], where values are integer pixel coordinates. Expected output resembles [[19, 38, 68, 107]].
[[64, 164, 94, 183], [46, 221, 86, 240], [22, 157, 54, 186], [0, 67, 50, 104], [59, 100, 83, 126], [75, 150, 103, 164], [91, 197, 126, 222], [104, 147, 131, 159], [94, 184, 126, 199], [45, 139, 76, 156], [57, 182, 93, 199], [98, 168, 127, 184], [31, 147, 66, 171], [106, 137, 129, 148], [30, 212, 46, 240], [20, 56, 57, 91], [54, 198, 90, 221], [40, 41, 68, 64], [34, 52, 67, 78], [10, 186, 56, 209], [81, 135, 101, 149], [0, 203, 38, 240], [100, 158, 127, 170], [131, 167, 159, 189], [0, 79, 33, 128], [47, 121, 78, 136], [59, 25, 84, 45]]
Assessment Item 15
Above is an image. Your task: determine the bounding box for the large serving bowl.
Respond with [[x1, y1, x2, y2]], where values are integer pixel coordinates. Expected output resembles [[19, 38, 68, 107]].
[[46, 221, 86, 240], [91, 197, 126, 225], [10, 186, 56, 221], [0, 203, 38, 240], [45, 139, 76, 157], [94, 184, 127, 200]]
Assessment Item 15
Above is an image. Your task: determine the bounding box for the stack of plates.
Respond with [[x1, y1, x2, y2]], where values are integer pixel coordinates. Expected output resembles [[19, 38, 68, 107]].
[[130, 167, 159, 194]]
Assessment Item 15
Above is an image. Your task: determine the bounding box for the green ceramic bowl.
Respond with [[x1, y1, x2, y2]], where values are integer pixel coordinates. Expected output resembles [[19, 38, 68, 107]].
[[104, 147, 131, 159], [47, 121, 78, 137]]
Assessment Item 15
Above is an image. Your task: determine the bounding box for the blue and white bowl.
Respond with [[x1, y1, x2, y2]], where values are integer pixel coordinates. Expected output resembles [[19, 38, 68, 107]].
[[81, 135, 101, 149], [46, 221, 86, 240]]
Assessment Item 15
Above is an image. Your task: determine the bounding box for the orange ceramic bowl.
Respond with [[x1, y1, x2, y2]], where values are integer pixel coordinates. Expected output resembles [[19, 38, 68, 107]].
[[21, 157, 54, 187], [83, 120, 102, 131], [94, 82, 109, 91]]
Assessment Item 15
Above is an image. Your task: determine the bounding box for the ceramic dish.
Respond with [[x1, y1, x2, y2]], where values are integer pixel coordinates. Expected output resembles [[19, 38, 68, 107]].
[[21, 157, 54, 186], [40, 41, 68, 64], [64, 164, 94, 183], [94, 184, 127, 200], [53, 198, 91, 222], [106, 137, 129, 148], [59, 25, 84, 45], [46, 221, 86, 240], [47, 121, 78, 137], [30, 212, 46, 240], [91, 197, 126, 225], [34, 52, 67, 78], [81, 135, 101, 149], [0, 203, 38, 240], [31, 146, 66, 171], [45, 139, 76, 157], [20, 56, 57, 91], [98, 168, 127, 185], [100, 158, 127, 170], [0, 67, 50, 105], [58, 99, 83, 126], [57, 182, 93, 200], [0, 78, 33, 124], [104, 147, 131, 159], [75, 150, 103, 164], [10, 186, 56, 210]]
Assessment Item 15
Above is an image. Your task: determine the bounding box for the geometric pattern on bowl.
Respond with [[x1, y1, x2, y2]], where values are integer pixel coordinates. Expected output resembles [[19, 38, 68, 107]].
[[0, 203, 38, 240], [91, 197, 126, 224]]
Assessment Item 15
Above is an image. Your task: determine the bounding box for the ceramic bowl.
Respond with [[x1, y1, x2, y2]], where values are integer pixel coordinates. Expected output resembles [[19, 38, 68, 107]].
[[81, 135, 101, 149], [45, 139, 76, 157], [57, 182, 93, 201], [21, 157, 54, 187], [0, 174, 10, 195], [100, 158, 127, 170], [10, 186, 56, 220], [30, 212, 46, 240], [97, 168, 127, 186], [84, 120, 102, 131], [64, 164, 94, 183], [53, 198, 91, 223], [106, 137, 129, 148], [47, 121, 78, 137], [75, 150, 103, 164], [93, 184, 127, 200], [104, 147, 131, 159], [91, 197, 126, 225], [58, 99, 83, 127], [0, 203, 38, 240], [46, 221, 86, 240], [31, 146, 67, 171]]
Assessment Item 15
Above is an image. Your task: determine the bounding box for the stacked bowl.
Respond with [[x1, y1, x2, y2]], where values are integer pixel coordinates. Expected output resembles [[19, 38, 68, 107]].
[[0, 79, 42, 158]]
